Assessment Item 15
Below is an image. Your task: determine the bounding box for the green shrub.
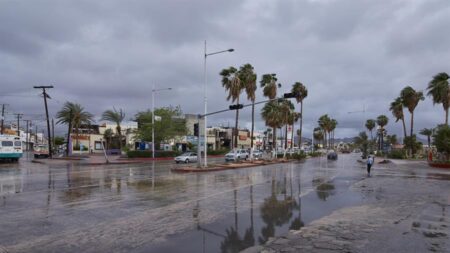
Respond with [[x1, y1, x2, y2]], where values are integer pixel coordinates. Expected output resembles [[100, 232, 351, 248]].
[[207, 149, 230, 155], [388, 149, 406, 159], [309, 151, 322, 157], [126, 150, 181, 158], [291, 152, 306, 160]]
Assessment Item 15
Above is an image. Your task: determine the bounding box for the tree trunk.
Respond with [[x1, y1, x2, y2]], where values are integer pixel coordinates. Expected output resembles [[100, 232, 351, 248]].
[[272, 127, 276, 153], [66, 116, 72, 157], [446, 107, 449, 125], [284, 124, 288, 149], [370, 130, 373, 141], [410, 112, 414, 137], [117, 125, 122, 151], [299, 101, 303, 148], [234, 97, 240, 149], [250, 101, 255, 149], [290, 124, 294, 149], [401, 116, 407, 139], [427, 136, 430, 148]]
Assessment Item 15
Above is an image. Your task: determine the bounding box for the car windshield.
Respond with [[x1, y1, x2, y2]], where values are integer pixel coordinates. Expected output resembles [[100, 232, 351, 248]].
[[181, 153, 192, 156]]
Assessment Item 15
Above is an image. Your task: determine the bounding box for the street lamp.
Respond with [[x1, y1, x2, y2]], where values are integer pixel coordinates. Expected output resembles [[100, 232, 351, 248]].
[[203, 40, 234, 167], [152, 85, 172, 159]]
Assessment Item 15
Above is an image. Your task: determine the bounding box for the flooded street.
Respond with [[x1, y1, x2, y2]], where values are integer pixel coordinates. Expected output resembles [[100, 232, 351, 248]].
[[0, 154, 448, 252]]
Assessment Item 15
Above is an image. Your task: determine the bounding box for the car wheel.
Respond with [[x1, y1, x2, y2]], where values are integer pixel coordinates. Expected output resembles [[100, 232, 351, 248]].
[[185, 159, 189, 163], [176, 161, 179, 164]]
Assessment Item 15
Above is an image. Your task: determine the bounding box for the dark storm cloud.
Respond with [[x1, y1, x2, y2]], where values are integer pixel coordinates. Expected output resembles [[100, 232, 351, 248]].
[[1, 0, 449, 137]]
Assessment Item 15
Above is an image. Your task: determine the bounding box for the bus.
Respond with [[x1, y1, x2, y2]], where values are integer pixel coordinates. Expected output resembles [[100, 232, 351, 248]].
[[0, 135, 23, 162]]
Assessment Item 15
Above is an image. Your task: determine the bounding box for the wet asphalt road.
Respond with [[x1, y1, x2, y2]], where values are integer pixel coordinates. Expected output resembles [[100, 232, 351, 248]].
[[0, 154, 445, 252]]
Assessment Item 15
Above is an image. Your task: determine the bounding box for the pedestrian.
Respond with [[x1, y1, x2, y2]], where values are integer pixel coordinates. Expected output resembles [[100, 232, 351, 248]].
[[367, 155, 374, 176]]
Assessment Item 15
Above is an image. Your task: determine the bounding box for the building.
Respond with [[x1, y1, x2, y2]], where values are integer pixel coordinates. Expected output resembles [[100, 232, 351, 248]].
[[69, 122, 137, 154]]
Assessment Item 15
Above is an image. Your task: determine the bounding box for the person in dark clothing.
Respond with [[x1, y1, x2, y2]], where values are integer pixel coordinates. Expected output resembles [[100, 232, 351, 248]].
[[367, 155, 374, 176]]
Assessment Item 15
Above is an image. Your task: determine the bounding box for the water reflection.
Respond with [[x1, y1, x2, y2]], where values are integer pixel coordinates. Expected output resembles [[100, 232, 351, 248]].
[[312, 178, 336, 201]]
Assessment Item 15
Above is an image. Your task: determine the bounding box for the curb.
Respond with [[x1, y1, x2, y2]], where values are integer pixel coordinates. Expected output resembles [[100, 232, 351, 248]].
[[171, 160, 294, 173]]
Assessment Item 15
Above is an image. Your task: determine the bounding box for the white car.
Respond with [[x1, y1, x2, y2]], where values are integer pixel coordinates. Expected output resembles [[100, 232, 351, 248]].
[[174, 152, 198, 163], [225, 149, 249, 161], [252, 150, 263, 159]]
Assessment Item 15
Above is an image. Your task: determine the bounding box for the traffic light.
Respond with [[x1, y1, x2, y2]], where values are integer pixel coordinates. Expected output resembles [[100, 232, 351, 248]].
[[283, 92, 299, 99], [194, 123, 199, 136], [229, 104, 244, 110]]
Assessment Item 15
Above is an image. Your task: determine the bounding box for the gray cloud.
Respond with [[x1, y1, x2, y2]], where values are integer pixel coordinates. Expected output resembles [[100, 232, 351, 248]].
[[1, 0, 449, 138]]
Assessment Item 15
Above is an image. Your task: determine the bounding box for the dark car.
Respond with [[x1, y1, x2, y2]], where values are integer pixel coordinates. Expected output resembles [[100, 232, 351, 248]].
[[327, 150, 338, 160]]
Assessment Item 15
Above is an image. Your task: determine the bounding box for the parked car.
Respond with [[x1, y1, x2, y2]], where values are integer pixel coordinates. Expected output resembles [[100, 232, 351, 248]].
[[225, 149, 249, 162], [34, 144, 50, 159], [252, 149, 263, 159], [174, 152, 198, 163], [327, 150, 338, 160]]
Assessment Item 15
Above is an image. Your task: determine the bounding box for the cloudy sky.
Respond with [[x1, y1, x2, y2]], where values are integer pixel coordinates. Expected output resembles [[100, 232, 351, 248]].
[[1, 0, 449, 138]]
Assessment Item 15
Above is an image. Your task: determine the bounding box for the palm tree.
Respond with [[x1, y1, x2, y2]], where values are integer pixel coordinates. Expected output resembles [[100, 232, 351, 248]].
[[103, 129, 113, 150], [291, 82, 308, 148], [220, 66, 243, 149], [288, 112, 300, 149], [401, 86, 424, 137], [260, 74, 280, 99], [241, 64, 257, 152], [330, 119, 338, 148], [365, 119, 376, 140], [261, 101, 283, 153], [280, 99, 295, 153], [318, 114, 332, 148], [376, 115, 389, 151], [389, 97, 407, 139], [419, 128, 433, 148], [102, 108, 125, 150], [56, 102, 93, 153], [427, 72, 450, 125], [313, 127, 324, 149]]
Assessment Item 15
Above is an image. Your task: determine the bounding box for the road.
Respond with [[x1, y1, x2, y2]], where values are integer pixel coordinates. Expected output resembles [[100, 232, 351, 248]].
[[0, 154, 448, 252]]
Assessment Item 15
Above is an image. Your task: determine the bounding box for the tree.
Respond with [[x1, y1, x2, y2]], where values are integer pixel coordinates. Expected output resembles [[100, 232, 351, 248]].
[[386, 134, 398, 146], [365, 119, 375, 140], [318, 114, 337, 149], [134, 106, 187, 149], [419, 128, 433, 148], [102, 108, 125, 150], [330, 119, 338, 148], [354, 132, 369, 158], [56, 101, 93, 154], [288, 112, 300, 149], [103, 129, 113, 150], [241, 64, 257, 151], [291, 82, 308, 148], [433, 125, 450, 160], [313, 127, 324, 149], [376, 115, 389, 151], [427, 72, 450, 125], [261, 101, 283, 153], [220, 66, 244, 149], [260, 74, 280, 99], [401, 86, 424, 137], [54, 136, 65, 146], [389, 97, 407, 139]]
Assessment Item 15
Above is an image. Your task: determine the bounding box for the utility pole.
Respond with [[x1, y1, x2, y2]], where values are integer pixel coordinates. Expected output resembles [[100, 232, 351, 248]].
[[35, 125, 38, 143], [66, 110, 72, 156], [34, 85, 54, 158], [24, 120, 31, 151], [0, 104, 6, 135], [52, 118, 55, 154], [14, 113, 23, 136]]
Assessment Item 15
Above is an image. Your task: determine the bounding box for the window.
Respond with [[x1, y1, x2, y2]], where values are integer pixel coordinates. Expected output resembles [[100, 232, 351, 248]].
[[94, 141, 104, 150], [14, 141, 21, 147], [1, 141, 13, 147]]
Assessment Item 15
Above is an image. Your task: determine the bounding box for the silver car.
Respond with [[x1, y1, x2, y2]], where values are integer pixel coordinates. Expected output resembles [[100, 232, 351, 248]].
[[174, 152, 198, 163], [225, 149, 249, 161]]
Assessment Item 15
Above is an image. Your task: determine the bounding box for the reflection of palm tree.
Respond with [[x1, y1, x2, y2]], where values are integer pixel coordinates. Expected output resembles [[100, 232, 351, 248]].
[[258, 179, 297, 244], [289, 169, 304, 230], [313, 179, 336, 201]]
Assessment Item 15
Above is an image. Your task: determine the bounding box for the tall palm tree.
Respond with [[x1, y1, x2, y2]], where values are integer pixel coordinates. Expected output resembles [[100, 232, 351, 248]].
[[261, 101, 283, 153], [376, 115, 389, 151], [389, 97, 407, 139], [220, 66, 243, 149], [427, 72, 450, 125], [241, 64, 257, 151], [365, 119, 376, 140], [288, 112, 300, 149], [280, 99, 295, 152], [56, 102, 93, 153], [419, 128, 433, 148], [318, 114, 332, 148], [291, 82, 308, 148], [401, 86, 424, 137], [330, 119, 338, 148], [260, 74, 280, 99], [102, 108, 126, 150]]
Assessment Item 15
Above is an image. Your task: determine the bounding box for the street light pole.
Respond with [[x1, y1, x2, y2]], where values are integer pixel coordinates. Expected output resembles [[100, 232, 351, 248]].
[[203, 40, 234, 168], [151, 85, 172, 160]]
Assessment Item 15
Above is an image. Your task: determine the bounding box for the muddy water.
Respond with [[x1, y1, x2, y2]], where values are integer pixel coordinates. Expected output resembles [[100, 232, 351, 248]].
[[0, 154, 369, 253]]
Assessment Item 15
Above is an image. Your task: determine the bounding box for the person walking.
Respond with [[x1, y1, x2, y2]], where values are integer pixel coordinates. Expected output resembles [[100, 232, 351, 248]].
[[367, 155, 374, 176]]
